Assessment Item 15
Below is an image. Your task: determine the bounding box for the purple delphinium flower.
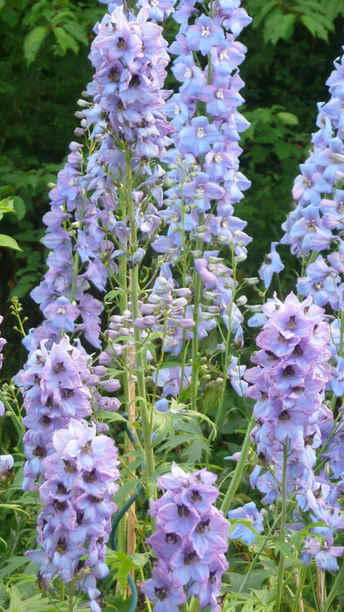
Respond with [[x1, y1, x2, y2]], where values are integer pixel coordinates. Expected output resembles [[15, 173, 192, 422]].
[[27, 418, 119, 612], [151, 0, 252, 353], [143, 463, 229, 610], [228, 502, 264, 545], [245, 292, 344, 568], [14, 335, 106, 490]]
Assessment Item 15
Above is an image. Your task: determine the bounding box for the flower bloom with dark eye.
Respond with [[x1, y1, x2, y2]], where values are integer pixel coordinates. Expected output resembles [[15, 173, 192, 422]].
[[245, 292, 344, 569], [142, 463, 229, 611], [27, 418, 119, 612]]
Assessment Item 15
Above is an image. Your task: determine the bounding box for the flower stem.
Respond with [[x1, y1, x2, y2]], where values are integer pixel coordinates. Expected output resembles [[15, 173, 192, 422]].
[[221, 413, 254, 515], [191, 267, 201, 413], [215, 251, 237, 432], [322, 559, 344, 612], [275, 445, 288, 612], [68, 583, 74, 612], [126, 156, 154, 489]]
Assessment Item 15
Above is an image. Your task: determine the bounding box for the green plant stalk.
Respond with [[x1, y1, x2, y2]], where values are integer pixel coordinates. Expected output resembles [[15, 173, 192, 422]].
[[126, 156, 154, 488], [70, 251, 80, 303], [68, 582, 74, 612], [191, 267, 202, 413], [292, 566, 306, 612], [322, 559, 344, 612], [215, 250, 237, 431], [275, 445, 288, 612], [220, 413, 254, 515]]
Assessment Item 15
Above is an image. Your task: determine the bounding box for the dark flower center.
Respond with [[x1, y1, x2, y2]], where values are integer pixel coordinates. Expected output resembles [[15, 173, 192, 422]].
[[64, 459, 76, 473], [53, 361, 65, 374], [165, 532, 178, 544], [279, 410, 290, 421], [177, 504, 190, 517], [293, 344, 303, 357], [129, 74, 140, 88], [210, 570, 217, 584], [196, 518, 210, 534], [155, 587, 168, 601], [117, 36, 127, 49], [109, 66, 120, 82], [33, 445, 47, 458], [57, 537, 67, 553], [57, 482, 68, 495], [287, 315, 297, 330], [83, 469, 97, 483], [190, 489, 202, 502], [283, 365, 295, 377], [40, 415, 52, 426], [54, 500, 67, 512], [184, 551, 198, 565], [61, 388, 74, 399]]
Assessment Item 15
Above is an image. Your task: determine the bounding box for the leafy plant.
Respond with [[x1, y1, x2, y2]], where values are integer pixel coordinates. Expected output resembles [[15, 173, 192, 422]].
[[247, 0, 344, 43]]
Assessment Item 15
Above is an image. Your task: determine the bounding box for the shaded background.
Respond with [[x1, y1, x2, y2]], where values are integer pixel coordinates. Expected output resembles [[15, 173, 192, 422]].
[[1, 0, 343, 374]]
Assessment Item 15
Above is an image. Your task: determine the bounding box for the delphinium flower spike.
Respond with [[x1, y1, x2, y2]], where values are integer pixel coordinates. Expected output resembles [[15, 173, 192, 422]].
[[142, 463, 229, 611], [245, 293, 344, 569], [27, 418, 119, 612]]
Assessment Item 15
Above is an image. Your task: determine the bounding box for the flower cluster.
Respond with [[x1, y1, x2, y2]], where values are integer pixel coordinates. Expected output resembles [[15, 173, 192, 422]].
[[27, 418, 119, 612], [27, 2, 173, 354], [142, 463, 229, 611], [151, 0, 252, 340], [245, 293, 344, 569], [14, 335, 118, 490], [262, 47, 344, 302]]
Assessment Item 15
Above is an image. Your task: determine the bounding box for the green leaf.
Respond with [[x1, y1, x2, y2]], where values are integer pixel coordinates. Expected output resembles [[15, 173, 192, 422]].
[[0, 234, 21, 251], [12, 196, 26, 220], [301, 15, 328, 39], [250, 0, 278, 28], [106, 551, 149, 591], [264, 12, 296, 44], [23, 25, 49, 65], [277, 111, 299, 126], [53, 26, 79, 54], [63, 20, 88, 45], [0, 196, 14, 220]]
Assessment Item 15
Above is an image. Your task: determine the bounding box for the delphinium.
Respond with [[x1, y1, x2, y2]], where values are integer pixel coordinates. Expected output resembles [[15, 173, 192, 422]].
[[256, 47, 344, 583], [244, 292, 344, 606], [27, 418, 119, 612], [149, 0, 252, 422], [142, 463, 229, 611]]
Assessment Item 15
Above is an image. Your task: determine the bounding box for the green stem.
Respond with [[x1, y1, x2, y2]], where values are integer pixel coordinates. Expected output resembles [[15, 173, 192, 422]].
[[238, 512, 282, 594], [221, 414, 254, 515], [191, 267, 201, 413], [275, 445, 288, 612], [322, 560, 344, 612], [126, 156, 154, 488], [70, 251, 80, 303], [68, 583, 74, 612], [292, 566, 306, 612], [215, 252, 237, 432]]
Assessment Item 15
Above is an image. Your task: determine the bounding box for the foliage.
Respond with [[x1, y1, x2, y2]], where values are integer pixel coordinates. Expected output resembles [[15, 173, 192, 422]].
[[247, 0, 344, 43]]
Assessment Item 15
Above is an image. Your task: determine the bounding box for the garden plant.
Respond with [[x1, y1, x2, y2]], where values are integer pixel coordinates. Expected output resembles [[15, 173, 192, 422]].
[[2, 0, 344, 611]]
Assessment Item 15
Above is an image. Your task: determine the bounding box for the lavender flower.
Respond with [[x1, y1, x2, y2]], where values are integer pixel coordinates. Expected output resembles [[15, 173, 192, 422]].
[[142, 463, 229, 611], [245, 293, 344, 567], [27, 418, 119, 612], [228, 502, 264, 545]]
